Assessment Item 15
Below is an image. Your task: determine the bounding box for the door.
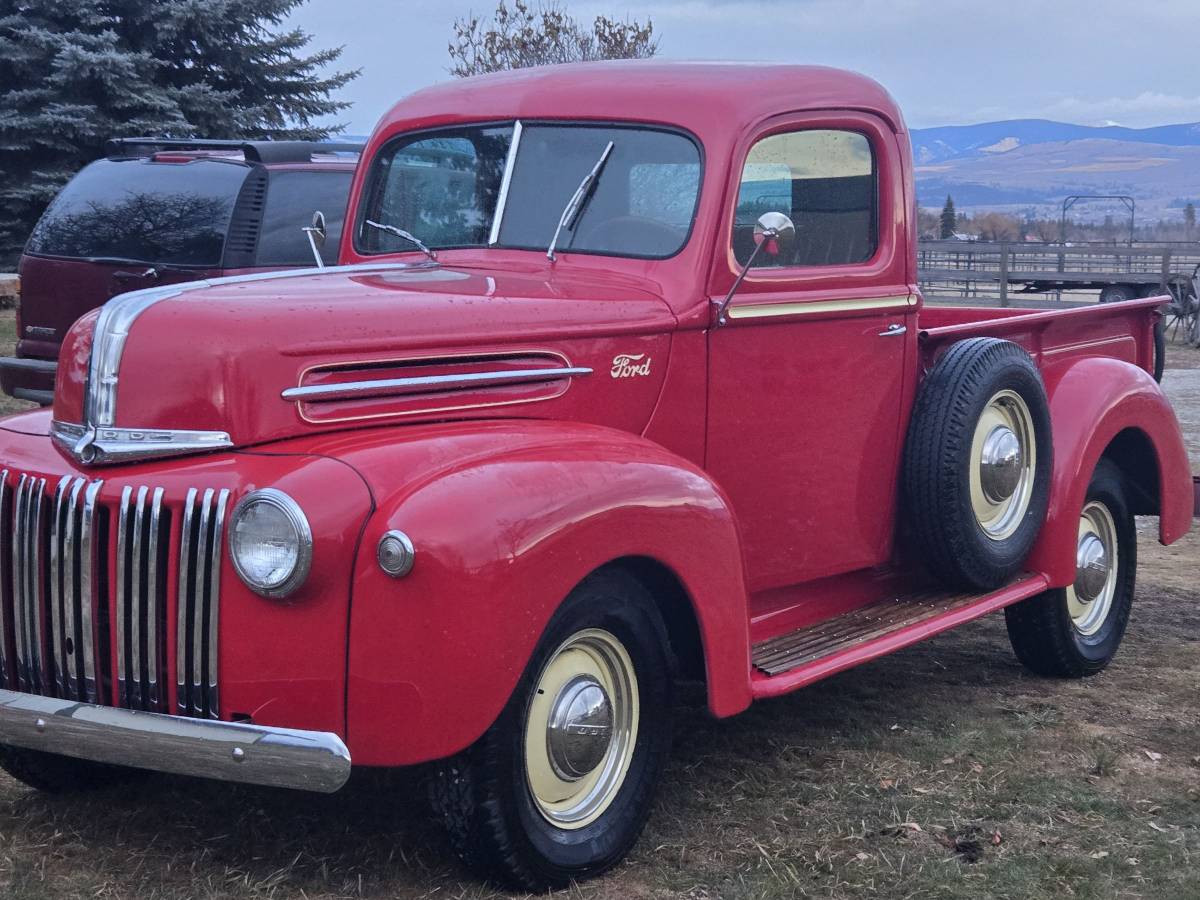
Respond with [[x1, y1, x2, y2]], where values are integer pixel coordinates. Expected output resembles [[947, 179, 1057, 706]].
[[706, 113, 914, 593]]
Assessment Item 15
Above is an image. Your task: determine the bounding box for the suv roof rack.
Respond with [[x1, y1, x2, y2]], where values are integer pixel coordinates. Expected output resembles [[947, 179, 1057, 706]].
[[104, 138, 364, 164]]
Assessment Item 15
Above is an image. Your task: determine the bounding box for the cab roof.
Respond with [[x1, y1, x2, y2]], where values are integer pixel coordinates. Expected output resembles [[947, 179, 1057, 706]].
[[372, 62, 907, 145]]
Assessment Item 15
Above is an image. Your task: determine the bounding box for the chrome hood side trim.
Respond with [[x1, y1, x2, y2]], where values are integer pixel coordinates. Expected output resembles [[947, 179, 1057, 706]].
[[64, 262, 435, 466], [52, 421, 234, 467]]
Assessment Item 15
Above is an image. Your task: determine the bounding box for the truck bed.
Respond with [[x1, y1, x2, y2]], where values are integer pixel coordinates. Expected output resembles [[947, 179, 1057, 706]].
[[918, 295, 1165, 377]]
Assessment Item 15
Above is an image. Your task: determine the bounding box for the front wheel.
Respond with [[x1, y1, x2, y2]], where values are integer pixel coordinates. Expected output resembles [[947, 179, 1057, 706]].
[[429, 570, 674, 890], [1004, 459, 1135, 677]]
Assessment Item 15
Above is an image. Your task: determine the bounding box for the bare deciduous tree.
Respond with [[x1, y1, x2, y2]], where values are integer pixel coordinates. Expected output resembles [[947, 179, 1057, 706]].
[[448, 0, 656, 78]]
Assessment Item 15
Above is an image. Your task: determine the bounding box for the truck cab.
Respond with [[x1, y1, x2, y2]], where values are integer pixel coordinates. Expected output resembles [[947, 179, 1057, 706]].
[[0, 63, 1192, 891]]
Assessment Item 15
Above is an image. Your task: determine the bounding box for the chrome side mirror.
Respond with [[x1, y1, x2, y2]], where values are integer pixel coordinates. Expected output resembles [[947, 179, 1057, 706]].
[[302, 210, 328, 268], [715, 212, 797, 325], [753, 211, 796, 261]]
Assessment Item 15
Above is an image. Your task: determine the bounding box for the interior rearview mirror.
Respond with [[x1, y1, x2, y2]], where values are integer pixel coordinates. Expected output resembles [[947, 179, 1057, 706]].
[[302, 210, 328, 268], [714, 211, 797, 325]]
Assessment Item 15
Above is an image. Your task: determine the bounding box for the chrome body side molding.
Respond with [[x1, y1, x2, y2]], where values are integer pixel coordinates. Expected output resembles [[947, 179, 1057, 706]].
[[726, 294, 915, 321], [0, 688, 351, 793], [282, 365, 594, 403]]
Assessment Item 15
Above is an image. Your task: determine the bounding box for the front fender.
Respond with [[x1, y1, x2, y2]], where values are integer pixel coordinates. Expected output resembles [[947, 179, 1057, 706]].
[[328, 420, 751, 766], [1026, 356, 1192, 586]]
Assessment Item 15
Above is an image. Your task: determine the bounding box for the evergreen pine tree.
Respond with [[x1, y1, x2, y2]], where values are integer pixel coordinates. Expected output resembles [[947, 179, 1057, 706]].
[[0, 0, 358, 265], [1185, 202, 1196, 238], [939, 195, 957, 239]]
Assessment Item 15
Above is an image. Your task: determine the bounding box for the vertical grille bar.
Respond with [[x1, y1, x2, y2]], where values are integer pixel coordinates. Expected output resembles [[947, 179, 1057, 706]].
[[0, 470, 10, 689], [50, 476, 84, 697], [177, 489, 198, 716], [177, 488, 225, 719], [49, 477, 67, 695], [115, 485, 133, 706], [12, 476, 47, 693], [28, 477, 46, 694], [11, 474, 27, 690], [78, 480, 102, 703], [191, 489, 214, 716], [130, 486, 147, 708], [146, 487, 164, 708], [115, 483, 169, 711], [206, 490, 229, 718]]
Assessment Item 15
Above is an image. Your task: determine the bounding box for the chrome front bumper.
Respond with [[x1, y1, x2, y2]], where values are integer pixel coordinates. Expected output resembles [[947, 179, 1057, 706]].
[[0, 690, 351, 793]]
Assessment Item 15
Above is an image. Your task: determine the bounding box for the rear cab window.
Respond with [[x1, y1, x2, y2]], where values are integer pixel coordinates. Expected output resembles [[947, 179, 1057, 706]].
[[734, 129, 877, 268]]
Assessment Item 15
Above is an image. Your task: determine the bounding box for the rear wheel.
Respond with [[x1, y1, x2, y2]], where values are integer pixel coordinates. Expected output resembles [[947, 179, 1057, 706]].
[[0, 745, 140, 793], [1004, 459, 1135, 677], [429, 570, 674, 890]]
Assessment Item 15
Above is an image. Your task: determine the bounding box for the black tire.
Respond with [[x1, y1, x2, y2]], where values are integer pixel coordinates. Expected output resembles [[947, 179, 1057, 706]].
[[903, 338, 1053, 591], [428, 569, 674, 890], [1099, 285, 1138, 304], [0, 745, 141, 793], [1004, 458, 1135, 677]]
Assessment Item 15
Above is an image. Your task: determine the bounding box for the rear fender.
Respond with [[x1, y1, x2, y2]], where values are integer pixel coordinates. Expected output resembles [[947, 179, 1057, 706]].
[[1026, 357, 1192, 586], [337, 421, 751, 766]]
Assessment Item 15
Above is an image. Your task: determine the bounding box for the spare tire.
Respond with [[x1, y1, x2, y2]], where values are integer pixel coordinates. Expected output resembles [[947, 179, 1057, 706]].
[[903, 338, 1052, 591]]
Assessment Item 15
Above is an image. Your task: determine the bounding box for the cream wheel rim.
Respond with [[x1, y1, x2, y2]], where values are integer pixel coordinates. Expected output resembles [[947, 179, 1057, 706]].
[[1067, 500, 1119, 636], [969, 389, 1036, 541], [523, 628, 639, 829]]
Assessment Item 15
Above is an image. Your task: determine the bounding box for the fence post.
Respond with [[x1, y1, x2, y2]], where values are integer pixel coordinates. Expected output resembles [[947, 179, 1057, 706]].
[[1161, 249, 1172, 294], [999, 243, 1009, 307]]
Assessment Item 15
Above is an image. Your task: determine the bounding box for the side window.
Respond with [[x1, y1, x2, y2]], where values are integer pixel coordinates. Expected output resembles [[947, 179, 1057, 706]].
[[733, 129, 876, 268]]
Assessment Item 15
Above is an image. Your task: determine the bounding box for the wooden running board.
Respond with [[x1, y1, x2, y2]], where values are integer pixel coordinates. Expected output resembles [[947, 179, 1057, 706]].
[[750, 574, 1050, 698]]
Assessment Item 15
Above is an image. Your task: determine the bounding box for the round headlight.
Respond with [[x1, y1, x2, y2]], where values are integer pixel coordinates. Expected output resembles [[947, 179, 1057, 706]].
[[229, 489, 312, 598]]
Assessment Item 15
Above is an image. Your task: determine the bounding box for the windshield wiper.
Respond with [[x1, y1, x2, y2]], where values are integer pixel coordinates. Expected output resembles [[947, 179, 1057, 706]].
[[364, 220, 438, 262], [547, 140, 615, 262]]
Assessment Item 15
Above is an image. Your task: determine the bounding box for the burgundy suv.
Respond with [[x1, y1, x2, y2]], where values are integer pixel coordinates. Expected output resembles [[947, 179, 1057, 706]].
[[2, 138, 361, 404]]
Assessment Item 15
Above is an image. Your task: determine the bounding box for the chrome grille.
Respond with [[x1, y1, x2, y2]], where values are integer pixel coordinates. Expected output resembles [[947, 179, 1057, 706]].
[[116, 485, 169, 710], [49, 476, 103, 701], [0, 470, 226, 719], [12, 474, 48, 693], [177, 488, 229, 719]]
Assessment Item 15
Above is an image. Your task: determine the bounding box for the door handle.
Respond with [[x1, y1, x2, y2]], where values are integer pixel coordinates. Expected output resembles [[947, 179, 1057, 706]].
[[879, 323, 907, 337]]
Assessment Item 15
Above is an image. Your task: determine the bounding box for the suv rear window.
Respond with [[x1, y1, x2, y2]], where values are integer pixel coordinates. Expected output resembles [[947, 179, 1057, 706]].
[[26, 158, 249, 267], [255, 170, 353, 266]]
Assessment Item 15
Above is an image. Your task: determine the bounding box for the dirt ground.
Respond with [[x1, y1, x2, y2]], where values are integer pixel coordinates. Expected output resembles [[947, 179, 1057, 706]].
[[0, 326, 1198, 899]]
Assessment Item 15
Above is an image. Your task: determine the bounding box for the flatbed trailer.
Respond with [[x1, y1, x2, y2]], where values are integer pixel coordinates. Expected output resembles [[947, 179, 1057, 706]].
[[918, 240, 1200, 304]]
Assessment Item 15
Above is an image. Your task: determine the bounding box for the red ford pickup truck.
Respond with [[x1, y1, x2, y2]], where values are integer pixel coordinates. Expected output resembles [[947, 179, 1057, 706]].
[[0, 63, 1193, 889]]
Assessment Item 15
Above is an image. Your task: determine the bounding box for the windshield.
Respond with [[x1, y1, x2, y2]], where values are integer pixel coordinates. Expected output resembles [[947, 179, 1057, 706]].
[[26, 158, 248, 266], [358, 122, 701, 260]]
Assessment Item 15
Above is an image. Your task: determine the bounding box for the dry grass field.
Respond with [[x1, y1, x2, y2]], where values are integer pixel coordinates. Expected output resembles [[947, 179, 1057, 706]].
[[0, 316, 1197, 899]]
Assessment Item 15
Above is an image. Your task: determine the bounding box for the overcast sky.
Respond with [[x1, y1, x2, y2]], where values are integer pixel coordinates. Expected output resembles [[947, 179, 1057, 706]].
[[289, 0, 1200, 135]]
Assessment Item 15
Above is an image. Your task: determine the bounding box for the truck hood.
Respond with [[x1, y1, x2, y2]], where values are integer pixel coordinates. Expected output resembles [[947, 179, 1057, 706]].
[[52, 262, 678, 465]]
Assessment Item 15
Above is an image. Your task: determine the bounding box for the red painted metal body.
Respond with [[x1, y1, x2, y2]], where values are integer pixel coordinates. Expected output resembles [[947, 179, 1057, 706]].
[[5, 63, 1193, 769]]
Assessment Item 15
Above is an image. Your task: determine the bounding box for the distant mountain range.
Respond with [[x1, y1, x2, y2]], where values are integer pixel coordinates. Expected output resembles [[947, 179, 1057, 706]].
[[910, 119, 1200, 221]]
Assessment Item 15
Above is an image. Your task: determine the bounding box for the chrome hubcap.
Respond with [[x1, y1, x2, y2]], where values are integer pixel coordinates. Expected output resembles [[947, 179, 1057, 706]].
[[970, 390, 1037, 540], [524, 628, 638, 829], [980, 425, 1023, 502], [1067, 501, 1119, 636], [547, 676, 614, 780]]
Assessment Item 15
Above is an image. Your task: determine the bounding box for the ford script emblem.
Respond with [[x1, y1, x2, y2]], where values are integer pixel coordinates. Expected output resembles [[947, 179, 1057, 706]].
[[610, 353, 651, 379]]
